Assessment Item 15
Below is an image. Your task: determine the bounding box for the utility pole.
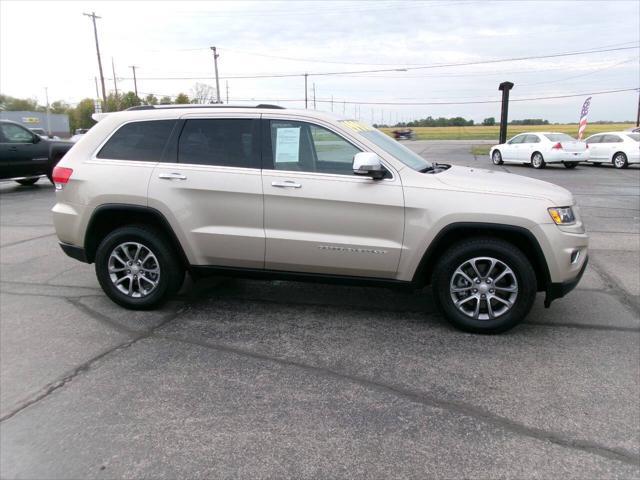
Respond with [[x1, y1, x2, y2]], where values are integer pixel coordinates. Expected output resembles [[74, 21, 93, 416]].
[[304, 73, 308, 109], [636, 89, 640, 127], [83, 12, 107, 111], [129, 65, 139, 97], [111, 57, 118, 97], [313, 83, 316, 109], [44, 87, 51, 137], [94, 77, 100, 98], [226, 81, 229, 104], [210, 46, 221, 103]]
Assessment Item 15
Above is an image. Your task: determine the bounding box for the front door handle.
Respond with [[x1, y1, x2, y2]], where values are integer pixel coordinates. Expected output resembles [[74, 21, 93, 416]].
[[8, 147, 17, 152], [271, 180, 301, 188], [158, 172, 187, 180]]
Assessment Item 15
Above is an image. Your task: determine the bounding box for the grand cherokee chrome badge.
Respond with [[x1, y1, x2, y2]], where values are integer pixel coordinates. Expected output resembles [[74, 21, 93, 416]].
[[318, 245, 386, 255]]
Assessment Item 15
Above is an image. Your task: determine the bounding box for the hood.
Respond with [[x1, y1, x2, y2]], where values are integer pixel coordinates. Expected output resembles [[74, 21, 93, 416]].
[[434, 165, 574, 205]]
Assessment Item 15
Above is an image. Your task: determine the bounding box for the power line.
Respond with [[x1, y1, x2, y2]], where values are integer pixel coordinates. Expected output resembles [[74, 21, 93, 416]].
[[107, 45, 639, 82], [137, 87, 638, 107]]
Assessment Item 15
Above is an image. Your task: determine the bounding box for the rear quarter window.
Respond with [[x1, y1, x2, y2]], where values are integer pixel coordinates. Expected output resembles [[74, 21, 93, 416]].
[[97, 120, 176, 161]]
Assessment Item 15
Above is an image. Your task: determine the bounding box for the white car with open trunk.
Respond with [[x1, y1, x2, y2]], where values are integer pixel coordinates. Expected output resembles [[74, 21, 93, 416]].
[[490, 132, 589, 169]]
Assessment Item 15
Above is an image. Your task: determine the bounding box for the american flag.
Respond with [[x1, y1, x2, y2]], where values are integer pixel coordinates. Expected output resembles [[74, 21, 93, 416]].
[[578, 96, 592, 140]]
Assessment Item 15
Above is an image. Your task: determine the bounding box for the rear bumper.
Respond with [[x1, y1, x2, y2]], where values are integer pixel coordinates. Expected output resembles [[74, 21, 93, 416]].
[[544, 255, 588, 307], [545, 151, 589, 163], [59, 242, 89, 263]]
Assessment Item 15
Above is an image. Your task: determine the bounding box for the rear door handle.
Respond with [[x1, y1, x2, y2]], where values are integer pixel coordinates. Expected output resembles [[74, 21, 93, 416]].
[[271, 180, 301, 188], [158, 172, 187, 180]]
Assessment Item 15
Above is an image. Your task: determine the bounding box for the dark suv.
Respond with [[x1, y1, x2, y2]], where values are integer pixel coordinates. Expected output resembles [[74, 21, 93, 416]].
[[0, 119, 72, 185]]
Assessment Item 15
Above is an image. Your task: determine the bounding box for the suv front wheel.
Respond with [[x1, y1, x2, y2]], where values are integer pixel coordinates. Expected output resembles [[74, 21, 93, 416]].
[[95, 225, 184, 309], [433, 238, 537, 333]]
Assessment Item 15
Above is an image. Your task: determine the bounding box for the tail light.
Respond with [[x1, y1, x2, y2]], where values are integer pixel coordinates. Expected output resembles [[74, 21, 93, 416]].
[[52, 166, 73, 189], [552, 142, 563, 150]]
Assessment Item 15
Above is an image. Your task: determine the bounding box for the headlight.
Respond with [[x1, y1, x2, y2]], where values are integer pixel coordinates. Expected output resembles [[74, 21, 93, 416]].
[[548, 207, 576, 225]]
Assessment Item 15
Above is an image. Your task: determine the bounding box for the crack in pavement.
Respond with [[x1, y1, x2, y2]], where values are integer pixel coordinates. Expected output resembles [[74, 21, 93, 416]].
[[588, 257, 640, 317], [0, 302, 184, 424], [0, 232, 57, 249], [156, 332, 640, 468]]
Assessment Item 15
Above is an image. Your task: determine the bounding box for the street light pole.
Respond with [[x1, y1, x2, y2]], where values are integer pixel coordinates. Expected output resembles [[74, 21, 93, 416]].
[[44, 87, 51, 137]]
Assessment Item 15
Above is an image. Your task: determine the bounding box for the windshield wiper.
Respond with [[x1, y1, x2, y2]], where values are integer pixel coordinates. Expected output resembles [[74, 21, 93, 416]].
[[419, 164, 436, 173]]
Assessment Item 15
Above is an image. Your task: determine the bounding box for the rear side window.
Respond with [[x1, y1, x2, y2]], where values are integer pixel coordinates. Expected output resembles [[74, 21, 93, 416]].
[[627, 133, 639, 142], [178, 119, 258, 168], [544, 133, 575, 142], [97, 120, 175, 161], [524, 134, 540, 143]]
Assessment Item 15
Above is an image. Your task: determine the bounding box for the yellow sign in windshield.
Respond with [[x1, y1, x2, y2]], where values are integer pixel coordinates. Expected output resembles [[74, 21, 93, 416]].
[[339, 120, 374, 132]]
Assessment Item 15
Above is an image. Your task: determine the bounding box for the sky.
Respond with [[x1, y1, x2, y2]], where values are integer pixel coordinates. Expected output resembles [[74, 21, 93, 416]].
[[1, 0, 638, 124]]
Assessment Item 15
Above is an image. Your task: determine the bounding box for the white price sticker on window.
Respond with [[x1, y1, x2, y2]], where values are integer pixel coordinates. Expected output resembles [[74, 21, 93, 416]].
[[275, 127, 300, 163]]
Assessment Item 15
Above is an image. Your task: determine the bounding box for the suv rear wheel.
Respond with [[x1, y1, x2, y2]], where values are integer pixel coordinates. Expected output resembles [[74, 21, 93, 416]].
[[432, 238, 537, 333], [95, 225, 184, 309]]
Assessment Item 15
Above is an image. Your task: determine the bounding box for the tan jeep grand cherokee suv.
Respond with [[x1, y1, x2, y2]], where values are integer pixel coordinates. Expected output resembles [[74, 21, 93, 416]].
[[52, 105, 588, 333]]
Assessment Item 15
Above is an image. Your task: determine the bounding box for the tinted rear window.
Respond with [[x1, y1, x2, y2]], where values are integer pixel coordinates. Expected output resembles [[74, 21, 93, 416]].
[[544, 133, 575, 142], [178, 119, 258, 168], [97, 120, 175, 161]]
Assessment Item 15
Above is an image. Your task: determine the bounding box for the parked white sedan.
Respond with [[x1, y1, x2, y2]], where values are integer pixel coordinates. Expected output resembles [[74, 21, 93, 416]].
[[584, 131, 639, 169], [490, 132, 589, 169]]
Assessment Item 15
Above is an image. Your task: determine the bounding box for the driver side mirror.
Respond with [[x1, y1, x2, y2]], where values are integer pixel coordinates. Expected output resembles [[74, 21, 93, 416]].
[[32, 134, 41, 144], [353, 152, 386, 180]]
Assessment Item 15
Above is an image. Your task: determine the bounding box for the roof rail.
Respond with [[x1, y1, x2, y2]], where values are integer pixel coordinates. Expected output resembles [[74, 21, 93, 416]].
[[126, 104, 285, 111]]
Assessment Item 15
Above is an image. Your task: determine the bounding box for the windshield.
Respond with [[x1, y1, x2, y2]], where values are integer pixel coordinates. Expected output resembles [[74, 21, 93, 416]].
[[338, 121, 431, 170], [627, 133, 639, 142], [544, 133, 576, 142]]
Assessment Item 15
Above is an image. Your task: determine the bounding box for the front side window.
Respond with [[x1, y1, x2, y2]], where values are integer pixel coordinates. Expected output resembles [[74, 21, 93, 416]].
[[98, 120, 175, 161], [268, 121, 361, 175], [508, 135, 525, 144], [524, 134, 540, 143], [178, 119, 258, 168], [586, 135, 602, 144], [1, 123, 34, 143]]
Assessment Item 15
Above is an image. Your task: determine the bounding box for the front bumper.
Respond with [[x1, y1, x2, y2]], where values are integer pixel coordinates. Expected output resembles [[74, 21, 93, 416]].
[[544, 255, 588, 307]]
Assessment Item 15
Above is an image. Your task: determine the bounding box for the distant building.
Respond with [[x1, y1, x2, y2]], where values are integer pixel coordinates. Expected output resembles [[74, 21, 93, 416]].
[[0, 111, 70, 137]]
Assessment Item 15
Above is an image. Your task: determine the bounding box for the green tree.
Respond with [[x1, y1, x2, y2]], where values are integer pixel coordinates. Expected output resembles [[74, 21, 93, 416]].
[[105, 93, 121, 112], [120, 91, 141, 109], [0, 94, 39, 111], [71, 98, 97, 132], [174, 93, 190, 104], [482, 117, 496, 126], [159, 96, 173, 105], [50, 100, 71, 114], [144, 94, 158, 106]]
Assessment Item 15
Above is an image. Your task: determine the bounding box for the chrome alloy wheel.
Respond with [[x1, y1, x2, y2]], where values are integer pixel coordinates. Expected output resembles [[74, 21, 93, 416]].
[[613, 153, 627, 169], [108, 242, 160, 298], [532, 153, 544, 168], [450, 257, 518, 320]]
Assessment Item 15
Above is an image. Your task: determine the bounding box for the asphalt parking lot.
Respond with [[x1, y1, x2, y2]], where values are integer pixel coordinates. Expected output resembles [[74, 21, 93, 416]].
[[1, 140, 639, 479]]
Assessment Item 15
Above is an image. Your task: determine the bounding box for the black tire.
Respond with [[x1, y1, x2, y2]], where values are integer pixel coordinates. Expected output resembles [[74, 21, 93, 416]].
[[15, 177, 39, 186], [95, 225, 185, 310], [563, 162, 578, 169], [491, 150, 503, 165], [432, 237, 537, 334], [531, 152, 545, 169], [613, 152, 628, 169]]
